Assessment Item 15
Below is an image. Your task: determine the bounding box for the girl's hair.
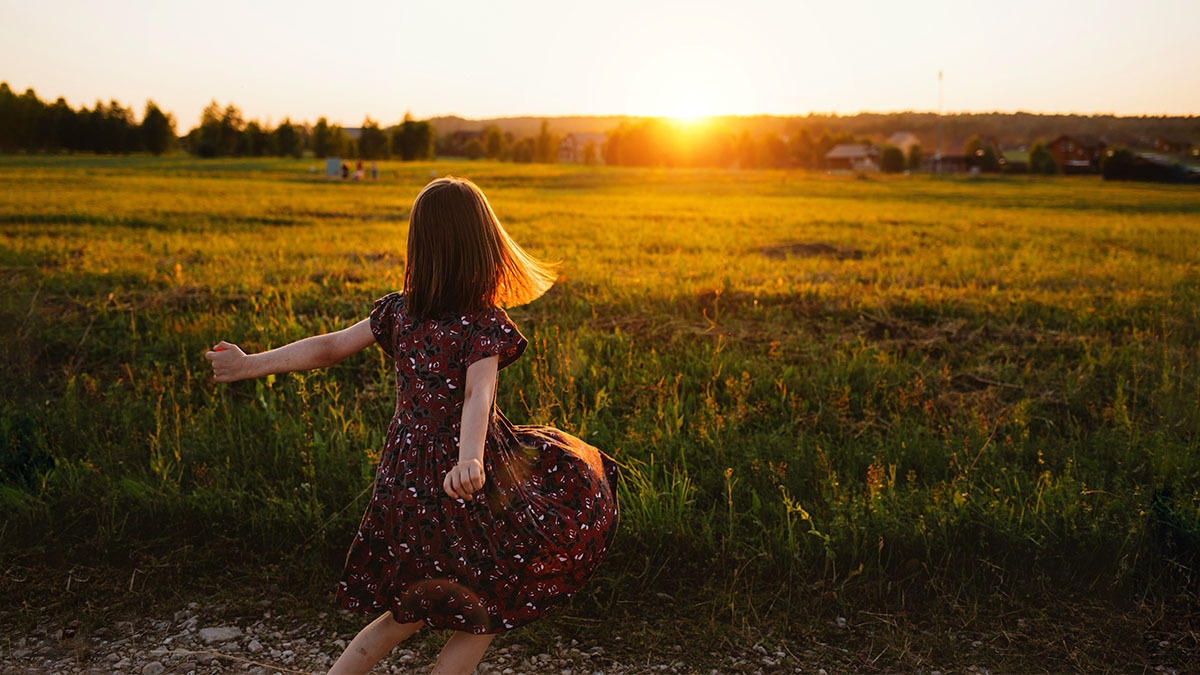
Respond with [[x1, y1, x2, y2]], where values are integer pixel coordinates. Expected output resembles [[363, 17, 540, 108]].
[[404, 176, 556, 318]]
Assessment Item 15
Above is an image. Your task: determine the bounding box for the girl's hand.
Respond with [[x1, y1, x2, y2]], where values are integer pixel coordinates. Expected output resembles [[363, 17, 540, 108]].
[[444, 458, 486, 501], [205, 341, 250, 382]]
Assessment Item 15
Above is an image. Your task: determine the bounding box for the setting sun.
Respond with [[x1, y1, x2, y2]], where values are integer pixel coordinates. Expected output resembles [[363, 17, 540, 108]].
[[668, 98, 713, 122]]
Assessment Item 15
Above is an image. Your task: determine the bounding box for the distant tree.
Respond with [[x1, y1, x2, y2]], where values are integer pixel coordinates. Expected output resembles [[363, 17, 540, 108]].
[[140, 101, 176, 155], [392, 112, 435, 160], [533, 120, 557, 163], [105, 100, 139, 154], [963, 134, 984, 168], [980, 144, 1001, 172], [907, 144, 923, 171], [1029, 139, 1058, 174], [735, 129, 758, 168], [761, 131, 788, 168], [190, 101, 221, 157], [815, 130, 837, 168], [0, 83, 17, 151], [47, 97, 76, 152], [272, 118, 303, 158], [328, 124, 350, 157], [603, 118, 673, 166], [510, 137, 536, 163], [13, 88, 46, 150], [1100, 146, 1136, 180], [312, 117, 332, 158], [483, 125, 506, 159], [359, 117, 389, 160], [241, 120, 269, 156], [788, 128, 816, 168], [880, 144, 906, 173], [464, 138, 484, 160], [218, 103, 244, 156], [581, 140, 597, 165]]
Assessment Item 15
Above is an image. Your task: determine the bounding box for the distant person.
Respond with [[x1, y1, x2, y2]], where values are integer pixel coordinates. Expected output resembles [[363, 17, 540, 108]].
[[341, 162, 349, 179], [371, 162, 378, 181], [205, 176, 619, 675]]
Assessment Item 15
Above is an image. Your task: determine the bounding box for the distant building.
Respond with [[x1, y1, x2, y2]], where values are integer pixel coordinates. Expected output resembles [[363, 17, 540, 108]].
[[825, 143, 879, 171], [922, 137, 970, 173], [1047, 134, 1107, 174], [558, 132, 608, 163], [886, 131, 921, 155]]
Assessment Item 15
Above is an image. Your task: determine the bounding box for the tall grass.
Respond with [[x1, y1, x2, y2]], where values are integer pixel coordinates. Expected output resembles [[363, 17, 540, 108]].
[[2, 155, 1198, 624]]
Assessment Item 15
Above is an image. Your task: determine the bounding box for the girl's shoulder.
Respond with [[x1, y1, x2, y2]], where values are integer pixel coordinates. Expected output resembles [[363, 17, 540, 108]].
[[461, 303, 518, 329]]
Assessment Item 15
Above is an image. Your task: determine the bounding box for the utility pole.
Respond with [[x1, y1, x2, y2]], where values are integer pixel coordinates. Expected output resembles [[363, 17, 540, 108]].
[[937, 70, 943, 174]]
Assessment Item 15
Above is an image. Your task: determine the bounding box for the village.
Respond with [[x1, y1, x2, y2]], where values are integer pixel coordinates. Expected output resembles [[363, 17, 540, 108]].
[[429, 124, 1200, 179]]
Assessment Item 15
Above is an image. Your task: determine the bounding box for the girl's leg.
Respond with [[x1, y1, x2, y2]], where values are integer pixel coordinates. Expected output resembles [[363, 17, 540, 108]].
[[430, 631, 496, 674], [328, 612, 423, 674]]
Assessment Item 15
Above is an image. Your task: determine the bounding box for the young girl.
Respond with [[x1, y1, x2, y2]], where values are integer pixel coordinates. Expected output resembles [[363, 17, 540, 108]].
[[205, 176, 621, 674]]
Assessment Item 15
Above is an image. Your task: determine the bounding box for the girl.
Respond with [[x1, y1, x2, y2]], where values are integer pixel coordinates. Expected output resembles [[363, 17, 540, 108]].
[[206, 176, 621, 674]]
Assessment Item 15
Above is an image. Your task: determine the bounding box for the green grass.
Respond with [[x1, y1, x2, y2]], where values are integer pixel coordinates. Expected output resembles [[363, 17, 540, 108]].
[[2, 155, 1199, 668]]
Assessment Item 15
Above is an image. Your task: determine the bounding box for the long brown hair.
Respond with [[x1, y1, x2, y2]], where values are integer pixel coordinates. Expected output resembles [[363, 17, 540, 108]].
[[404, 176, 556, 319]]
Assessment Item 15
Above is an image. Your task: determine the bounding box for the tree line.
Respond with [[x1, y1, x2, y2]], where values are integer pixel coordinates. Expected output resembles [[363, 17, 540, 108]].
[[440, 120, 563, 163], [0, 83, 176, 154], [184, 103, 434, 160], [0, 83, 438, 161]]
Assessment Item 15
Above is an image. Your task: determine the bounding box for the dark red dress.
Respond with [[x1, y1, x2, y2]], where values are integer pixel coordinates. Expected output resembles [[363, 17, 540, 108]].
[[335, 293, 620, 634]]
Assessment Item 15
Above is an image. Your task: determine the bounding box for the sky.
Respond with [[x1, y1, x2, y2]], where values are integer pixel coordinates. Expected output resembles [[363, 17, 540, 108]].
[[2, 0, 1197, 129]]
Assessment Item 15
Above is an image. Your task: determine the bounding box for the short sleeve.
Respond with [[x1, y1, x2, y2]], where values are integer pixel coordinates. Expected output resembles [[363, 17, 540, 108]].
[[368, 292, 404, 358], [463, 307, 528, 371]]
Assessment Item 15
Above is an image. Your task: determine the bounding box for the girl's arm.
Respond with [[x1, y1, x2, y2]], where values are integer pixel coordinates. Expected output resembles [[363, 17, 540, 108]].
[[444, 355, 499, 501], [205, 319, 377, 383]]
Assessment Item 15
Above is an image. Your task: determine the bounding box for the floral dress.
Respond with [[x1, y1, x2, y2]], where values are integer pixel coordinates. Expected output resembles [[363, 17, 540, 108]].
[[335, 292, 621, 634]]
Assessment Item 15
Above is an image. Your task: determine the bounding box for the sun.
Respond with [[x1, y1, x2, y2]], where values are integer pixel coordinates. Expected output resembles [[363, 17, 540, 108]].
[[666, 96, 714, 123]]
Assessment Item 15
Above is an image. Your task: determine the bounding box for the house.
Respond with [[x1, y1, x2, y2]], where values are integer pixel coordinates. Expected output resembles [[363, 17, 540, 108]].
[[1047, 134, 1107, 174], [886, 131, 921, 155], [558, 132, 607, 163], [920, 137, 970, 173], [825, 143, 879, 171]]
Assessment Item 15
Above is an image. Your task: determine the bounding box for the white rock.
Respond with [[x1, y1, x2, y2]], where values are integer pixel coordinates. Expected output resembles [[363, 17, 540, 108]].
[[247, 639, 262, 653], [198, 626, 242, 644], [142, 662, 165, 675]]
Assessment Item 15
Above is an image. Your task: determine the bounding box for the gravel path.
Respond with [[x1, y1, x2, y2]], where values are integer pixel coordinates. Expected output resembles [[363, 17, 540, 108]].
[[1, 601, 837, 674]]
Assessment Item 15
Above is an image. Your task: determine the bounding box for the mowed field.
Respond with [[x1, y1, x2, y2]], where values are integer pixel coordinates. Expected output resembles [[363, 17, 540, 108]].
[[2, 155, 1199, 670]]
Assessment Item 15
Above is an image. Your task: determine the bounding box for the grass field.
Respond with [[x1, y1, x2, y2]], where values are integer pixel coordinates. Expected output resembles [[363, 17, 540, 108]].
[[2, 155, 1199, 670]]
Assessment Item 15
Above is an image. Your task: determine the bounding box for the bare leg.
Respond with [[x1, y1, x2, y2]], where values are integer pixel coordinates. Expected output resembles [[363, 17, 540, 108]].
[[328, 612, 423, 674], [431, 631, 496, 674]]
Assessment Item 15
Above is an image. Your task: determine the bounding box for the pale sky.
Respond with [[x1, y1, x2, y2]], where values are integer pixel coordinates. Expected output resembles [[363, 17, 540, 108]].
[[2, 0, 1197, 128]]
